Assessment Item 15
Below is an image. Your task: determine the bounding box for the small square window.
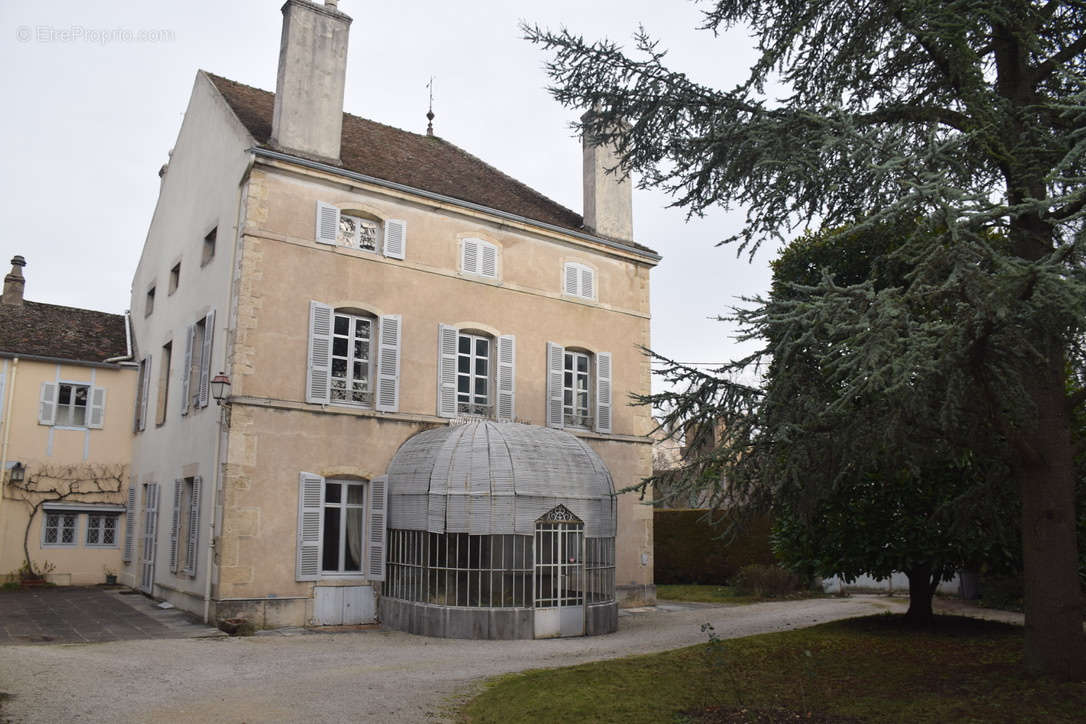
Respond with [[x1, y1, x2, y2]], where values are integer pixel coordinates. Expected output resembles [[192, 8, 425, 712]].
[[43, 512, 79, 547], [168, 263, 181, 295], [145, 286, 156, 317], [86, 514, 119, 547], [202, 227, 217, 266], [55, 383, 90, 427]]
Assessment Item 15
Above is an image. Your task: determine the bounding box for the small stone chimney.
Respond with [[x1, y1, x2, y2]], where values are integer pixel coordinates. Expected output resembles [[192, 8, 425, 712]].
[[270, 0, 352, 164], [582, 111, 633, 241], [2, 256, 26, 306]]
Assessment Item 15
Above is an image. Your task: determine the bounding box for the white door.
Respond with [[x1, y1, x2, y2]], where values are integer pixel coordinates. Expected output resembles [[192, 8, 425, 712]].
[[534, 506, 585, 638], [140, 483, 159, 594]]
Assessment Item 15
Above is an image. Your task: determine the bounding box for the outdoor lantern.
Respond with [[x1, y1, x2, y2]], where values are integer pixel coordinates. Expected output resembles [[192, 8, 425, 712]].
[[9, 461, 25, 483], [211, 373, 231, 406]]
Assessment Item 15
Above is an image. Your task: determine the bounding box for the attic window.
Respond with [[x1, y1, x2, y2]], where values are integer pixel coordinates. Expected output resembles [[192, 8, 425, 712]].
[[338, 214, 379, 252]]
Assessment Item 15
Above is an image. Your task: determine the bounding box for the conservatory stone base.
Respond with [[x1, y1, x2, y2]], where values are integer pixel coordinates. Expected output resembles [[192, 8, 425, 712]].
[[379, 598, 618, 639]]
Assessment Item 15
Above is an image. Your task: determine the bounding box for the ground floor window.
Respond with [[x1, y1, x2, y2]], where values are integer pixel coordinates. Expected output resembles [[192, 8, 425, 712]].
[[42, 512, 78, 546], [86, 514, 119, 547], [42, 510, 122, 548], [323, 479, 365, 573]]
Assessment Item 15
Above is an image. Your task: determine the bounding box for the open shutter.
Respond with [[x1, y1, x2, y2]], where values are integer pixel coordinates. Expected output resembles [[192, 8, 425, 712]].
[[546, 342, 564, 428], [87, 386, 107, 429], [563, 263, 579, 296], [366, 475, 388, 581], [497, 334, 515, 421], [581, 267, 595, 300], [306, 301, 333, 404], [38, 382, 58, 425], [384, 219, 406, 259], [168, 479, 183, 573], [481, 242, 498, 278], [461, 238, 479, 274], [122, 485, 137, 563], [136, 356, 151, 432], [596, 352, 613, 433], [316, 201, 339, 245], [296, 472, 325, 581], [184, 475, 202, 576], [437, 324, 458, 417], [180, 324, 195, 415], [198, 310, 215, 408], [375, 315, 401, 412]]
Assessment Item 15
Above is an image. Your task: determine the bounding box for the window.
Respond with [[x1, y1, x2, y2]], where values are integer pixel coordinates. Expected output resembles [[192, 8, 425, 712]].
[[563, 350, 592, 428], [86, 514, 119, 547], [546, 343, 612, 433], [202, 227, 217, 266], [461, 238, 498, 279], [181, 310, 215, 414], [563, 262, 596, 300], [43, 513, 78, 546], [145, 285, 155, 317], [39, 382, 106, 428], [338, 213, 380, 252], [457, 332, 491, 416], [322, 480, 365, 573], [168, 262, 181, 294], [187, 318, 206, 410], [169, 476, 202, 576], [437, 326, 515, 420], [315, 202, 406, 260], [307, 301, 401, 412], [134, 355, 151, 432], [156, 343, 171, 425], [331, 312, 373, 405]]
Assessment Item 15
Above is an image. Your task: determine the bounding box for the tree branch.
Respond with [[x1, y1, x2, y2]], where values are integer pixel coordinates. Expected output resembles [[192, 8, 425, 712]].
[[1033, 33, 1086, 83]]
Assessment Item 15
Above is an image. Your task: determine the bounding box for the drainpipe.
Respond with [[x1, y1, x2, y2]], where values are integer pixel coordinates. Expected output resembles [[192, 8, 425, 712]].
[[104, 310, 134, 364], [0, 357, 20, 545]]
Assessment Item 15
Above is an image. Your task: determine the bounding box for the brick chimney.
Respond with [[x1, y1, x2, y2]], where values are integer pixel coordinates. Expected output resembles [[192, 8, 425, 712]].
[[2, 255, 26, 306], [582, 111, 633, 242], [270, 0, 352, 164]]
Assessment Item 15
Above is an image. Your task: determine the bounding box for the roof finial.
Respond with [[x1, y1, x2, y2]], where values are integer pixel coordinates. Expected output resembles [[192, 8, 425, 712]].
[[426, 76, 436, 136]]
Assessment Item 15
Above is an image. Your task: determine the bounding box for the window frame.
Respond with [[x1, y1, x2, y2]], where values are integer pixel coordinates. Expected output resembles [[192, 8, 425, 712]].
[[456, 331, 492, 417], [337, 212, 381, 253], [562, 349, 594, 429], [86, 513, 120, 548], [330, 311, 375, 407], [42, 512, 80, 548], [54, 382, 90, 429], [321, 478, 367, 576]]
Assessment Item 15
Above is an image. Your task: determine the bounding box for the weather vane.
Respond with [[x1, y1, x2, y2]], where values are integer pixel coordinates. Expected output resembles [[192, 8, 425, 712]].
[[426, 76, 436, 136]]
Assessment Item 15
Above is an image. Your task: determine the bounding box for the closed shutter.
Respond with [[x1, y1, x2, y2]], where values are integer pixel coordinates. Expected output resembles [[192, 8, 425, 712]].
[[437, 324, 458, 417], [198, 310, 215, 408], [461, 238, 479, 274], [546, 342, 564, 428], [384, 219, 406, 259], [136, 356, 151, 432], [375, 315, 402, 412], [168, 479, 183, 573], [480, 242, 498, 278], [87, 386, 107, 429], [180, 324, 195, 415], [0, 366, 5, 428], [38, 381, 58, 425], [316, 201, 339, 245], [581, 267, 595, 299], [366, 476, 388, 581], [184, 475, 201, 576], [497, 334, 515, 421], [596, 352, 613, 433], [564, 263, 579, 296], [296, 472, 324, 581], [306, 301, 333, 404], [122, 485, 137, 563]]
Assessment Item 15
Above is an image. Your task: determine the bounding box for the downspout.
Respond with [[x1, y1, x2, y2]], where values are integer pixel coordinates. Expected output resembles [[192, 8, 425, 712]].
[[0, 357, 20, 546], [104, 310, 134, 364]]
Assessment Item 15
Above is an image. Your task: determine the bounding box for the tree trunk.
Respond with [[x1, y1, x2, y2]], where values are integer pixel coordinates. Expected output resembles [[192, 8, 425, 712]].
[[1016, 352, 1086, 680], [904, 565, 935, 625]]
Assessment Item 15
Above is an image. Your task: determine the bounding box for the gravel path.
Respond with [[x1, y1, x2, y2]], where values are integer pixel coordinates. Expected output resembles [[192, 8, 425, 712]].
[[0, 597, 903, 723]]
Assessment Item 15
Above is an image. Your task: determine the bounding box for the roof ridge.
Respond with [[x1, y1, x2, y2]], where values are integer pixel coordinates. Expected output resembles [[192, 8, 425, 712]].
[[21, 298, 126, 318]]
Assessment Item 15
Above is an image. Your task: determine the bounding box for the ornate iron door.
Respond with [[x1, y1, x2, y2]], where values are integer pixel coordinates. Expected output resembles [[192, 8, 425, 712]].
[[534, 505, 585, 638]]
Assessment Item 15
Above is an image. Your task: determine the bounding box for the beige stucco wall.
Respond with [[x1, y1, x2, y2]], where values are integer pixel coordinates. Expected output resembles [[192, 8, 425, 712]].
[[0, 357, 135, 585]]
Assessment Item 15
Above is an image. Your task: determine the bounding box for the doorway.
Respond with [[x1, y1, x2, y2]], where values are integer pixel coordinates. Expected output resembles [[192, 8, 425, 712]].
[[533, 506, 584, 638]]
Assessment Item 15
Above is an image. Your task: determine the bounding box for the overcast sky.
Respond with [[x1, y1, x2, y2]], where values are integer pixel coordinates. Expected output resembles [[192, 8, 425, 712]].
[[1, 0, 776, 380]]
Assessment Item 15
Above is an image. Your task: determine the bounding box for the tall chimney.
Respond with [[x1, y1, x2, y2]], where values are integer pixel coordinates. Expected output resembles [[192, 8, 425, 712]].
[[2, 255, 26, 306], [581, 111, 633, 241], [270, 0, 352, 164]]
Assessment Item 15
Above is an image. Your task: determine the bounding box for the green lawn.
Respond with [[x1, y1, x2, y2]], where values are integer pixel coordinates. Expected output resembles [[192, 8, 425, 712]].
[[656, 583, 822, 605], [460, 615, 1086, 723]]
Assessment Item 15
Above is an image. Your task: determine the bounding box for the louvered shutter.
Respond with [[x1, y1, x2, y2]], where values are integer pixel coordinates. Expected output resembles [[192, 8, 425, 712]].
[[180, 324, 195, 415], [136, 356, 151, 432], [0, 368, 5, 428], [497, 335, 515, 421], [481, 242, 498, 278], [546, 342, 564, 428], [596, 352, 613, 433], [198, 310, 215, 408], [296, 472, 325, 581], [462, 239, 479, 274], [122, 486, 137, 563], [168, 479, 183, 572], [581, 267, 595, 299], [87, 386, 107, 429], [306, 301, 333, 404], [38, 382, 58, 425], [437, 324, 458, 417], [184, 475, 201, 576], [366, 475, 388, 581], [564, 263, 579, 296], [384, 219, 406, 259], [375, 315, 401, 412], [316, 201, 339, 245]]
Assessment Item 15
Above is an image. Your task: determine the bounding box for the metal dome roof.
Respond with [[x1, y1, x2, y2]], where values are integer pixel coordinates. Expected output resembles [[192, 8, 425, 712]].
[[385, 421, 617, 537]]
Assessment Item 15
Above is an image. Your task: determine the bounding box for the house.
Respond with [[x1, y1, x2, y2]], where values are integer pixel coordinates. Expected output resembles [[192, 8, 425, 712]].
[[126, 0, 659, 637], [0, 256, 136, 585]]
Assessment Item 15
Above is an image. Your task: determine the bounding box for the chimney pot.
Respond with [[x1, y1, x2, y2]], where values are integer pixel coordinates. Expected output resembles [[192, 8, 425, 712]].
[[3, 255, 27, 306]]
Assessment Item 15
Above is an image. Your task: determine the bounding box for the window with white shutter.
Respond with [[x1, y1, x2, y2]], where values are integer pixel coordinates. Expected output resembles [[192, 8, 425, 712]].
[[316, 201, 340, 245], [135, 355, 151, 432], [38, 381, 58, 426], [296, 472, 325, 581], [375, 315, 401, 412], [307, 301, 333, 404], [546, 342, 564, 428], [366, 476, 388, 581], [180, 323, 195, 416], [168, 479, 183, 573], [197, 310, 215, 409], [437, 324, 458, 417], [562, 262, 596, 300], [496, 335, 515, 421], [122, 486, 137, 563], [461, 238, 498, 279], [595, 352, 613, 433], [384, 219, 406, 259], [87, 386, 107, 429], [184, 475, 201, 576]]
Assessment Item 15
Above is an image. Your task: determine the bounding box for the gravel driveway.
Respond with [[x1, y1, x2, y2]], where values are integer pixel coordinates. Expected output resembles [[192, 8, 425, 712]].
[[0, 596, 903, 723]]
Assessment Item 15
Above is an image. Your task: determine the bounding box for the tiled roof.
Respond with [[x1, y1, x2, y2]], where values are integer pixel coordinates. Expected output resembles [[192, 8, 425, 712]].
[[0, 300, 128, 363], [206, 73, 656, 255]]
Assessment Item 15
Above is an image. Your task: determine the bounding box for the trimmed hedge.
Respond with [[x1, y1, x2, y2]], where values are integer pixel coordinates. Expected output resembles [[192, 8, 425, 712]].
[[653, 510, 776, 585]]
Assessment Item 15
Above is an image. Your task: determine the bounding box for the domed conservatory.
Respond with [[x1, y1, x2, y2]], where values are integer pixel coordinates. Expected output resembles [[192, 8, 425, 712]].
[[379, 421, 618, 639]]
